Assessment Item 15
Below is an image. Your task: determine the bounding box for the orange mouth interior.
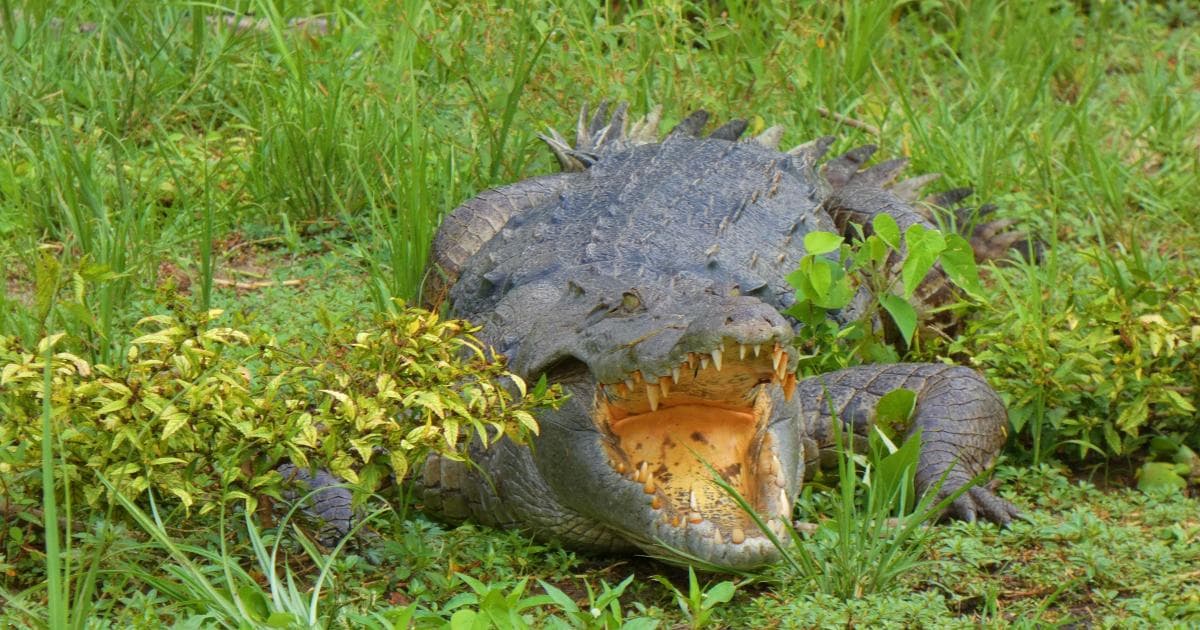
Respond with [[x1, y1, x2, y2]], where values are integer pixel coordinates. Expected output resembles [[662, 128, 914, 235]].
[[597, 341, 795, 540]]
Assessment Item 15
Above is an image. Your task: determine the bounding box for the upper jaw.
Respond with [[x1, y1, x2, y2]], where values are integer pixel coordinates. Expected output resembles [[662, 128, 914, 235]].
[[596, 335, 799, 412]]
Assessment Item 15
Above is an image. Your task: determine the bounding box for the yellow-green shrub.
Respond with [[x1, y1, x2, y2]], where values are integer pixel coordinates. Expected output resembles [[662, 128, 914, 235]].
[[0, 305, 562, 523], [954, 245, 1199, 462]]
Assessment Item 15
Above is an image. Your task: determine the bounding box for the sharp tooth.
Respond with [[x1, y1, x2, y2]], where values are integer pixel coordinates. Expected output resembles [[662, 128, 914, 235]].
[[672, 366, 681, 384], [643, 471, 656, 494], [687, 353, 697, 369], [772, 346, 784, 373], [753, 344, 761, 357], [779, 487, 790, 511], [783, 373, 797, 401], [616, 462, 626, 474], [731, 528, 746, 544], [659, 376, 671, 398], [651, 496, 662, 509], [739, 344, 747, 360], [637, 461, 648, 483], [688, 511, 703, 524], [700, 356, 710, 370], [711, 348, 723, 371], [646, 384, 660, 411], [624, 378, 635, 392], [689, 488, 699, 511]]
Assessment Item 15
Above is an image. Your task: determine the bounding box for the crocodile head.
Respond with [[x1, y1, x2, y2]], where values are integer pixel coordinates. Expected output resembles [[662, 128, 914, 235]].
[[507, 273, 804, 569]]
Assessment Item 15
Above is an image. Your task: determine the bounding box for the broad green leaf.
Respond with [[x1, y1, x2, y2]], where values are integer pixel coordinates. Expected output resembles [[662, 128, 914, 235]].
[[1116, 395, 1149, 433], [875, 388, 917, 434], [1103, 423, 1124, 455], [1136, 462, 1186, 493], [873, 214, 901, 249], [703, 581, 736, 607], [786, 276, 811, 304], [804, 231, 843, 256], [449, 609, 481, 630], [867, 234, 889, 266], [512, 410, 539, 436], [96, 397, 130, 415], [389, 450, 410, 480], [443, 418, 460, 448], [1163, 388, 1196, 412], [879, 293, 918, 346], [168, 486, 194, 508], [405, 390, 447, 419], [901, 225, 945, 297], [131, 329, 183, 346], [266, 612, 300, 628], [876, 431, 923, 501], [329, 453, 361, 484], [238, 586, 271, 621], [1149, 435, 1180, 456], [510, 373, 527, 398], [1174, 445, 1199, 473], [160, 411, 189, 441], [809, 258, 833, 300], [536, 581, 581, 613], [941, 234, 984, 297]]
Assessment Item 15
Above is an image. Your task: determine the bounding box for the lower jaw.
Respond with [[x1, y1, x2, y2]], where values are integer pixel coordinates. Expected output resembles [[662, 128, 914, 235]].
[[640, 518, 786, 569]]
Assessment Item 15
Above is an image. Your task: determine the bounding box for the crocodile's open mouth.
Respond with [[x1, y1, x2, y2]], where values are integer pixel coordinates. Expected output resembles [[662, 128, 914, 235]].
[[596, 338, 796, 546]]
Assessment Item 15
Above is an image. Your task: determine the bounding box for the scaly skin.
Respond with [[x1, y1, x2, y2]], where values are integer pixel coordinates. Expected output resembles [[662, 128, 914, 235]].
[[415, 105, 1019, 570]]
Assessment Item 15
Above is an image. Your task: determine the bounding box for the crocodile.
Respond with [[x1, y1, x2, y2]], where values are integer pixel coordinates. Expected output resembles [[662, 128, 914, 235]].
[[414, 104, 1020, 570]]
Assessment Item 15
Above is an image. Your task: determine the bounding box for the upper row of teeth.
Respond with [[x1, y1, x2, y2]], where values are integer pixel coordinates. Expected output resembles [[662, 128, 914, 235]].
[[599, 342, 798, 411]]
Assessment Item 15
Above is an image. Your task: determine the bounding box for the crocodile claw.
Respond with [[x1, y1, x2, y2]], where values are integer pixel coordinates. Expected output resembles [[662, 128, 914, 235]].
[[943, 484, 1021, 526]]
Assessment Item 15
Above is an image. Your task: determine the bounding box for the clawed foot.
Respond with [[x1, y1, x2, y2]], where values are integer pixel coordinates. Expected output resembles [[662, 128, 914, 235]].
[[941, 484, 1022, 526]]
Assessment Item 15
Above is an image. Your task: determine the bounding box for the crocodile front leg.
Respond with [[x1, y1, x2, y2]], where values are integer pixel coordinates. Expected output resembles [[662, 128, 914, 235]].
[[797, 363, 1019, 524]]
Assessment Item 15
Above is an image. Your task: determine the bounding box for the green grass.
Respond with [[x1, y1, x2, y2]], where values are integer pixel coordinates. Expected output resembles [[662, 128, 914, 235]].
[[1, 0, 1199, 626]]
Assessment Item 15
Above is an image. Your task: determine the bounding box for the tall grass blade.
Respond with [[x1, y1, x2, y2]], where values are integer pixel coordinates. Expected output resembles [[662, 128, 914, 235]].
[[41, 342, 65, 629]]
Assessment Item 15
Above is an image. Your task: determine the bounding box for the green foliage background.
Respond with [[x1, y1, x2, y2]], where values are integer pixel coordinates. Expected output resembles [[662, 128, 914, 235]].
[[0, 0, 1197, 626]]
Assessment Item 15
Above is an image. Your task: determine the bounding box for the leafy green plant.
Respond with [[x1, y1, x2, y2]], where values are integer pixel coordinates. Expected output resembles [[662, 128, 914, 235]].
[[0, 304, 562, 580], [958, 244, 1200, 463], [652, 567, 736, 629], [439, 574, 557, 629], [785, 218, 981, 374], [537, 575, 660, 630]]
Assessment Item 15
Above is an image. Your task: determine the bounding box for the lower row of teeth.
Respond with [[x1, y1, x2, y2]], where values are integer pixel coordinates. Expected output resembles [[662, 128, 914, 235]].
[[618, 461, 790, 545], [657, 514, 790, 546]]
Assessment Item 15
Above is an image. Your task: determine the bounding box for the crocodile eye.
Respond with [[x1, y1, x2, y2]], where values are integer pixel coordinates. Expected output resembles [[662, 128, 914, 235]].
[[620, 291, 642, 312]]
